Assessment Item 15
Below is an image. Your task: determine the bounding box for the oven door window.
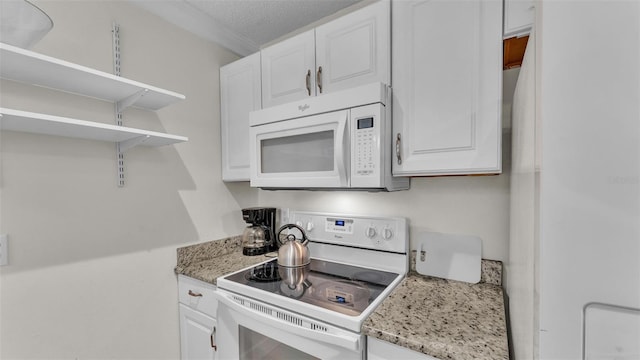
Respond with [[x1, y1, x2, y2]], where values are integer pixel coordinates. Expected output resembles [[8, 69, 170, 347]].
[[239, 325, 320, 360]]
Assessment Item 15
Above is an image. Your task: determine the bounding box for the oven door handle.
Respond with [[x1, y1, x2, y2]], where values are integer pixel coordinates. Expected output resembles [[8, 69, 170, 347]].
[[217, 292, 361, 352]]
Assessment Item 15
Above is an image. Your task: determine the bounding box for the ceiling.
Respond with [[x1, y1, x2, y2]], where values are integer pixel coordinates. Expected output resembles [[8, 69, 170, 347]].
[[129, 0, 365, 56]]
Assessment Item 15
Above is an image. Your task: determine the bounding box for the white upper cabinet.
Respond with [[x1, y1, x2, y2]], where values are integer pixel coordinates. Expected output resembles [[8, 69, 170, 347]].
[[220, 52, 261, 182], [503, 0, 534, 38], [392, 0, 502, 176], [261, 30, 316, 108], [315, 0, 390, 95], [260, 0, 390, 108]]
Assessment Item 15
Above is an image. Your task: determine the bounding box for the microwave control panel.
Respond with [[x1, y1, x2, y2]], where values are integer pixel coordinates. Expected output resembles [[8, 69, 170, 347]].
[[351, 104, 383, 187], [355, 116, 376, 175]]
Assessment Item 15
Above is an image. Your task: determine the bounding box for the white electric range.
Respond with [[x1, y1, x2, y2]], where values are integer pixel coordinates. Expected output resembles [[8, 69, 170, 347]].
[[214, 209, 408, 359]]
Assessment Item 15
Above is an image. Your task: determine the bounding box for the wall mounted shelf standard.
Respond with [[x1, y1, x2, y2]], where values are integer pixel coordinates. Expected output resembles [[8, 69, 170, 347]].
[[0, 42, 185, 111], [0, 108, 188, 150]]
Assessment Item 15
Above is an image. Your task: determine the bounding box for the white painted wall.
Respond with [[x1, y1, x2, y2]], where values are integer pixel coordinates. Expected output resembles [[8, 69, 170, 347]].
[[509, 1, 640, 359], [508, 30, 537, 360], [0, 1, 514, 358], [0, 1, 251, 358], [537, 2, 640, 358], [257, 168, 511, 260]]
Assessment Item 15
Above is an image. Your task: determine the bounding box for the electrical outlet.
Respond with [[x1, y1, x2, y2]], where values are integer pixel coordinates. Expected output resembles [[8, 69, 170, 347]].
[[0, 234, 8, 266]]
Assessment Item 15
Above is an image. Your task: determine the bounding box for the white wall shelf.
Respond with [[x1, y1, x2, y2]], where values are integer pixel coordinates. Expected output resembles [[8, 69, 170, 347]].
[[0, 42, 185, 111], [0, 108, 188, 150]]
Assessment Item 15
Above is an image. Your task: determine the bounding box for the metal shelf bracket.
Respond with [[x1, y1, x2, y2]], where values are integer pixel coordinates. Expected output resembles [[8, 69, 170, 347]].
[[116, 88, 149, 113], [118, 135, 151, 153]]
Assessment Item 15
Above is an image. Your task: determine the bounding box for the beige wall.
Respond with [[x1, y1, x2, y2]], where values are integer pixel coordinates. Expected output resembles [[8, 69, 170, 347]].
[[257, 165, 511, 261], [0, 1, 249, 358], [0, 1, 514, 358]]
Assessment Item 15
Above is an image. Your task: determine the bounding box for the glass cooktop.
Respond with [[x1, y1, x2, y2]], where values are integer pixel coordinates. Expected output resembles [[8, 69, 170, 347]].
[[223, 258, 400, 317]]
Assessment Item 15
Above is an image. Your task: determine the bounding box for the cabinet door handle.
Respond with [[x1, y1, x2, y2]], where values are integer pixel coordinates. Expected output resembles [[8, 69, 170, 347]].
[[305, 69, 311, 96], [395, 133, 402, 165], [188, 290, 203, 297], [210, 326, 217, 351], [316, 66, 323, 94]]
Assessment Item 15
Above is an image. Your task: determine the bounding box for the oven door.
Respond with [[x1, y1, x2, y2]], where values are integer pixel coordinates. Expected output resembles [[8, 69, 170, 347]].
[[214, 290, 364, 360], [249, 110, 350, 189]]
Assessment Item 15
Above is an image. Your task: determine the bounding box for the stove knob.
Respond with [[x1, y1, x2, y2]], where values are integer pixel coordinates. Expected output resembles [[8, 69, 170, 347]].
[[382, 227, 393, 240], [365, 226, 377, 239], [306, 221, 314, 232], [295, 221, 303, 228]]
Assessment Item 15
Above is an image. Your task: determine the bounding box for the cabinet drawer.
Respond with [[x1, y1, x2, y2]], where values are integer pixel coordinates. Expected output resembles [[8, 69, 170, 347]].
[[178, 275, 218, 318]]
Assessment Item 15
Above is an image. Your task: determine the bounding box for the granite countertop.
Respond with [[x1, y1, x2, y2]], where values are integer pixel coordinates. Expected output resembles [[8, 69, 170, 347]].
[[363, 254, 509, 359], [175, 235, 274, 285], [176, 239, 509, 360]]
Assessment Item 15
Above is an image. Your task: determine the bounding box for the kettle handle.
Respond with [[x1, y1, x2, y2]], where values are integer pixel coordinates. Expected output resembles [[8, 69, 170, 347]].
[[276, 224, 308, 246]]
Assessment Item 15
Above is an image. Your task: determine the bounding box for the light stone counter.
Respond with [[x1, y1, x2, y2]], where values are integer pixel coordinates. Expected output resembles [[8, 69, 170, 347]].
[[174, 236, 274, 285], [363, 256, 509, 360], [176, 240, 509, 359]]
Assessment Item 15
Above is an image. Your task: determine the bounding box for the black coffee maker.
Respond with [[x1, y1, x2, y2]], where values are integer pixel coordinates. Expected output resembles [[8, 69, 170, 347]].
[[241, 207, 277, 256]]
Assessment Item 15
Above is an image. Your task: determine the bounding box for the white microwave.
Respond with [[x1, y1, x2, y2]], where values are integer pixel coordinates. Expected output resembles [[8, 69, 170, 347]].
[[249, 83, 410, 191]]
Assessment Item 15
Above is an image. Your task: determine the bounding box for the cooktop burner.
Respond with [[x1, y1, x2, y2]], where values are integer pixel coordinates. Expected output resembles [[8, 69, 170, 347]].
[[224, 258, 399, 316], [245, 261, 280, 282]]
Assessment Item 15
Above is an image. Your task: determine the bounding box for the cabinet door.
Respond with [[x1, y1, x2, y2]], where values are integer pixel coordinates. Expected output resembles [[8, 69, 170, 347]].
[[315, 0, 390, 95], [503, 0, 534, 38], [261, 30, 316, 108], [220, 53, 261, 181], [179, 304, 217, 360], [392, 0, 502, 176]]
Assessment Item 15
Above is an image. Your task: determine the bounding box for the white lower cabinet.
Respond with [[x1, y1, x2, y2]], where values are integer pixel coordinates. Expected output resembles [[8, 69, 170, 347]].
[[367, 337, 439, 360], [179, 304, 217, 360], [178, 275, 218, 360], [391, 0, 503, 176]]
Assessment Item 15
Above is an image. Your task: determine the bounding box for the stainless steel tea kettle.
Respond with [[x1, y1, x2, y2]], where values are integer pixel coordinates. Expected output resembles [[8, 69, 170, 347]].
[[276, 224, 310, 267]]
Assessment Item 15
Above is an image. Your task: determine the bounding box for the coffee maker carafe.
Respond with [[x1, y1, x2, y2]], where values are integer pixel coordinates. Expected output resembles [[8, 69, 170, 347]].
[[241, 207, 277, 256]]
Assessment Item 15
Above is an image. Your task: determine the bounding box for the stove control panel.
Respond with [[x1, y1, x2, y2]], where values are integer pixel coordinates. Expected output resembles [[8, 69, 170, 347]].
[[285, 210, 408, 254], [325, 218, 354, 234]]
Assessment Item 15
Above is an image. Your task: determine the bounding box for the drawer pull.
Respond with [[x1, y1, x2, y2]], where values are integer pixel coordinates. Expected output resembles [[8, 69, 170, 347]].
[[188, 290, 203, 297], [210, 326, 218, 351]]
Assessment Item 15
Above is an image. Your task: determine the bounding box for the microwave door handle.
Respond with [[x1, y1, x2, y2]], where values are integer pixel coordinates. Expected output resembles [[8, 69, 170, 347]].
[[334, 113, 349, 186], [216, 292, 361, 352]]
